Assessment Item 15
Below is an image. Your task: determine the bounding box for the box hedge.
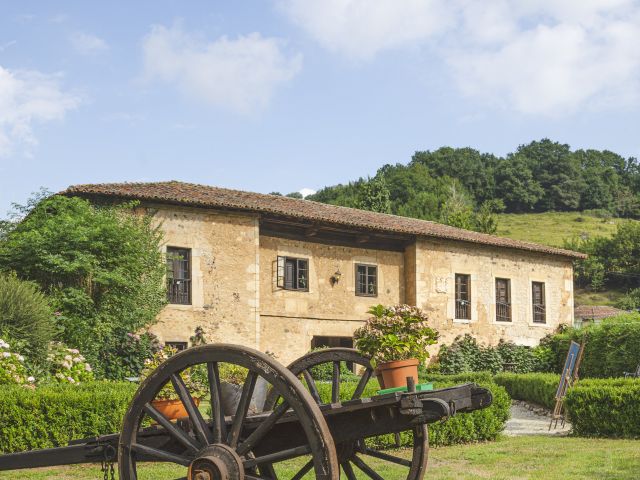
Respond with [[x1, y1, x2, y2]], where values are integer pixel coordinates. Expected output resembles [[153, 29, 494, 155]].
[[0, 382, 136, 453], [494, 372, 559, 409]]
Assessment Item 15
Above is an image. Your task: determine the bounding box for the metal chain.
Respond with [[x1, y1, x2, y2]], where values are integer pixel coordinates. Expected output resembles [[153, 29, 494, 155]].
[[101, 445, 116, 480]]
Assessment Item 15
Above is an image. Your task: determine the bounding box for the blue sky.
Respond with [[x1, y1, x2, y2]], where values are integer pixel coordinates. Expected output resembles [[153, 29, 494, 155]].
[[1, 1, 639, 214]]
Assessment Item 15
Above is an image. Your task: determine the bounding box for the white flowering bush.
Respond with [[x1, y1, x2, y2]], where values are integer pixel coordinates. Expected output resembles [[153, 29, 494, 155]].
[[47, 342, 94, 384], [354, 304, 439, 365], [0, 338, 35, 387]]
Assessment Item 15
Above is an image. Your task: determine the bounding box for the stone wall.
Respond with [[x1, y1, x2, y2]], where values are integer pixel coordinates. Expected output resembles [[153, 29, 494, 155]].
[[258, 235, 404, 363], [148, 206, 261, 348], [412, 238, 574, 350]]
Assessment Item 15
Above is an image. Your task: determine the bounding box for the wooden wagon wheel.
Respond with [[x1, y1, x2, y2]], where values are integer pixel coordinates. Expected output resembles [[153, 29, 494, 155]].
[[118, 344, 339, 480], [265, 347, 429, 480]]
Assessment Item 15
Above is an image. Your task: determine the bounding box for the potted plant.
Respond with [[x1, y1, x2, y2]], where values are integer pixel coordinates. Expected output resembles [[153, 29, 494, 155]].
[[354, 304, 439, 389], [141, 345, 206, 421]]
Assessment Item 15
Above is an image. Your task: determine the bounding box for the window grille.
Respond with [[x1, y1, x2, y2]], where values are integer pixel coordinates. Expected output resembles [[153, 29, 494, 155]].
[[495, 278, 512, 322], [455, 274, 471, 320], [532, 282, 546, 323], [166, 247, 191, 304]]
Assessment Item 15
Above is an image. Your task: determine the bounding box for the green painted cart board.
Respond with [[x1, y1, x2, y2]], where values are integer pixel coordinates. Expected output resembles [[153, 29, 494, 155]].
[[377, 382, 434, 395]]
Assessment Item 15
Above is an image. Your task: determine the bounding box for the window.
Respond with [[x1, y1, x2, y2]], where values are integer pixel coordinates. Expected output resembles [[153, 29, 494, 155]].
[[495, 278, 511, 322], [455, 274, 471, 320], [277, 256, 309, 291], [166, 341, 188, 351], [532, 282, 546, 324], [311, 336, 355, 371], [356, 264, 378, 296], [166, 247, 191, 304]]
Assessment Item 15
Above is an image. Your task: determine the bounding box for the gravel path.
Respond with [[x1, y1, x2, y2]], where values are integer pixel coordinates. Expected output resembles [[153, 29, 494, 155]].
[[504, 401, 571, 436]]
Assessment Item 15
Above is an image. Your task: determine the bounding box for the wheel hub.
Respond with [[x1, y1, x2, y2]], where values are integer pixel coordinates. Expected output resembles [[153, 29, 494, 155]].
[[188, 444, 244, 480]]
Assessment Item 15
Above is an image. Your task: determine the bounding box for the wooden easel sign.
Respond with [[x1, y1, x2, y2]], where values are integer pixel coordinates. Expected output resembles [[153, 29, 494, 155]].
[[549, 340, 585, 430]]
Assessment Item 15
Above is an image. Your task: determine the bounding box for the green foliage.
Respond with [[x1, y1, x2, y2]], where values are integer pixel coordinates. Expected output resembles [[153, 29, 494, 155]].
[[47, 342, 94, 384], [616, 288, 640, 310], [0, 381, 137, 453], [354, 305, 439, 365], [494, 372, 559, 409], [0, 195, 167, 379], [139, 346, 206, 400], [565, 381, 640, 438], [437, 335, 541, 375], [309, 140, 640, 224], [306, 348, 359, 381], [355, 176, 391, 214], [0, 273, 55, 366], [0, 338, 34, 387], [541, 313, 640, 377]]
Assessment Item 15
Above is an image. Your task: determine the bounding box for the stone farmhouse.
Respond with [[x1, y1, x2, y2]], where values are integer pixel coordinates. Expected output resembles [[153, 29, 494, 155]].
[[65, 182, 585, 364]]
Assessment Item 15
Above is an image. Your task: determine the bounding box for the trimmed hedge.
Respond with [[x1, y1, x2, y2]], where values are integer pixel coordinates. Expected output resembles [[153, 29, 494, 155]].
[[317, 376, 510, 447], [543, 313, 640, 378], [565, 381, 640, 438], [494, 372, 559, 409], [0, 382, 136, 453]]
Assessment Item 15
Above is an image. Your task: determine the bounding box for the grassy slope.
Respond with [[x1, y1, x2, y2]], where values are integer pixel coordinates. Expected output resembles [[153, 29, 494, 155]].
[[496, 212, 637, 306], [3, 437, 638, 479]]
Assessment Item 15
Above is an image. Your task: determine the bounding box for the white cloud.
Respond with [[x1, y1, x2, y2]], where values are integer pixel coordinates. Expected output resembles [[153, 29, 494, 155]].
[[0, 66, 81, 156], [70, 32, 109, 55], [299, 187, 316, 198], [279, 0, 453, 61], [278, 0, 640, 115], [141, 24, 303, 114]]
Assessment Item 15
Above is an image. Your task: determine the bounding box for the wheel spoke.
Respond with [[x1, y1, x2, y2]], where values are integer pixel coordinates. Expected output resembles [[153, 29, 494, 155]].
[[351, 454, 385, 480], [228, 370, 258, 448], [130, 442, 191, 466], [331, 361, 341, 403], [363, 447, 412, 467], [142, 403, 200, 453], [237, 401, 290, 456], [291, 459, 313, 480], [342, 461, 358, 480], [243, 445, 311, 468], [207, 361, 226, 443], [301, 369, 321, 404], [258, 463, 278, 479], [170, 373, 212, 446], [352, 368, 373, 400]]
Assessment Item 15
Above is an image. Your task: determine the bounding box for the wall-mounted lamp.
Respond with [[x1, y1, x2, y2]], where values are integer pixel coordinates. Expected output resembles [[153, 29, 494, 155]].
[[330, 269, 342, 286]]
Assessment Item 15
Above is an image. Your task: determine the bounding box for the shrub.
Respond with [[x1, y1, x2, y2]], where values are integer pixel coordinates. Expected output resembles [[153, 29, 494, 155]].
[[307, 347, 360, 381], [0, 338, 35, 387], [96, 330, 160, 380], [354, 304, 439, 365], [0, 273, 55, 365], [0, 195, 167, 379], [140, 346, 206, 399], [542, 313, 640, 377], [438, 335, 539, 375], [565, 381, 640, 438], [494, 372, 559, 409], [616, 288, 640, 310], [0, 381, 137, 453], [47, 342, 94, 385]]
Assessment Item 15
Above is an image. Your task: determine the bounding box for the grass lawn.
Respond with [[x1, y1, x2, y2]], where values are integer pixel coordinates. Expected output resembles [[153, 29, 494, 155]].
[[2, 436, 638, 479], [496, 212, 629, 248]]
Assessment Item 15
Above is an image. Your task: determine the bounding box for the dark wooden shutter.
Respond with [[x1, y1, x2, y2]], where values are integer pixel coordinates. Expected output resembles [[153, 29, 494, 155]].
[[284, 259, 295, 290]]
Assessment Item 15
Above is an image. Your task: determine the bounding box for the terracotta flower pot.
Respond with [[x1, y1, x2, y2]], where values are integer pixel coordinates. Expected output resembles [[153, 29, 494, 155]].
[[377, 359, 419, 389], [151, 397, 201, 421]]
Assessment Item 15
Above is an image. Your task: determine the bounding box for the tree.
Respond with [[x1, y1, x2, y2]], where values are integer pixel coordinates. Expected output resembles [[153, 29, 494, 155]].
[[285, 192, 303, 199], [495, 155, 544, 212], [0, 195, 167, 378], [474, 199, 505, 234], [439, 182, 475, 230], [355, 176, 391, 214]]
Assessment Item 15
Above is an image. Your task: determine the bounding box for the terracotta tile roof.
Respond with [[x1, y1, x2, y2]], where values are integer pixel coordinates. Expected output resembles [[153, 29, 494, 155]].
[[63, 181, 586, 259], [574, 305, 626, 320]]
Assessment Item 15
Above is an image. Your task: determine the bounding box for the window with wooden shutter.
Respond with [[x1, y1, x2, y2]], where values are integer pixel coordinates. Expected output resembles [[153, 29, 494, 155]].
[[356, 264, 377, 296], [277, 256, 309, 291], [495, 278, 511, 322], [455, 274, 471, 320], [166, 247, 191, 305], [532, 282, 546, 323]]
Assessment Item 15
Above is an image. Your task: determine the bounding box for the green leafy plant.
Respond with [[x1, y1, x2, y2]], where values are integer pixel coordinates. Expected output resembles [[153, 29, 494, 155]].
[[354, 304, 439, 365], [0, 338, 35, 387], [0, 273, 56, 366], [47, 342, 94, 385], [140, 346, 206, 400]]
